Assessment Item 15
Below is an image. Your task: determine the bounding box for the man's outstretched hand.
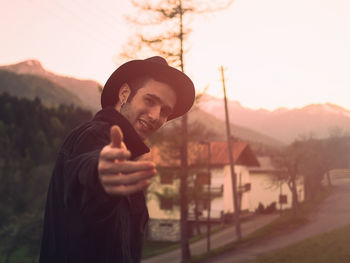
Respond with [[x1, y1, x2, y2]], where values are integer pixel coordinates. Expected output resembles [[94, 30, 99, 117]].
[[98, 125, 156, 196]]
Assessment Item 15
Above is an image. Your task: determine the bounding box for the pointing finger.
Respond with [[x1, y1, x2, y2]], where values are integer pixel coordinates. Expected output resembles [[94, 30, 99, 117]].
[[100, 160, 155, 173], [110, 125, 123, 148], [100, 169, 156, 186]]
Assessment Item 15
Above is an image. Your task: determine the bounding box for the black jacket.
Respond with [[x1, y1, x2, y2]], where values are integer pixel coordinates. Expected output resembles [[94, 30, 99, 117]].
[[39, 107, 150, 263]]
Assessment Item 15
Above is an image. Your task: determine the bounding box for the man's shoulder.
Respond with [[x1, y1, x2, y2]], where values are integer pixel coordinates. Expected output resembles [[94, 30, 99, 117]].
[[62, 119, 111, 155], [72, 118, 109, 138], [78, 119, 110, 136]]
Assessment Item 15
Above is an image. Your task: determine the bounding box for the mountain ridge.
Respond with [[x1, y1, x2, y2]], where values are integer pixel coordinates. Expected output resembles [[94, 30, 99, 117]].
[[198, 94, 350, 143], [2, 59, 349, 145], [0, 69, 86, 109], [0, 60, 101, 112]]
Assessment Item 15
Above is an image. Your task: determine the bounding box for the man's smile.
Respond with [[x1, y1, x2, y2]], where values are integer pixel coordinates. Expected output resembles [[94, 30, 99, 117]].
[[138, 119, 154, 132]]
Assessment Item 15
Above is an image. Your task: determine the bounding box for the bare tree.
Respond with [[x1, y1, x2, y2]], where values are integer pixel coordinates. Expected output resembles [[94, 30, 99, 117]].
[[120, 0, 234, 67], [273, 142, 303, 218], [273, 134, 350, 216], [121, 0, 234, 260]]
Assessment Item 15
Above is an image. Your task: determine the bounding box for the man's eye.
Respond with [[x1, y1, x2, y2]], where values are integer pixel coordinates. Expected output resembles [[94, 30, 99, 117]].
[[145, 98, 155, 105]]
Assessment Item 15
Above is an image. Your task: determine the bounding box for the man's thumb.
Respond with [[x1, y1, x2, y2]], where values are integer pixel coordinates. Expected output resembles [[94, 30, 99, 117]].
[[110, 125, 123, 148]]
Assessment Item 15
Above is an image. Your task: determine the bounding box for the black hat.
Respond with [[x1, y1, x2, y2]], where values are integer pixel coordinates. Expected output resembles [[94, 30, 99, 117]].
[[101, 56, 195, 121]]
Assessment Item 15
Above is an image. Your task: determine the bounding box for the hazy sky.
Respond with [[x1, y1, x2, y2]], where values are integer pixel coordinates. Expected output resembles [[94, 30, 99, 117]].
[[1, 0, 350, 111]]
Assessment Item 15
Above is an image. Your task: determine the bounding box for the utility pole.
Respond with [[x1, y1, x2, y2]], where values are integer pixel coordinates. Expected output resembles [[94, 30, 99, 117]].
[[220, 65, 242, 241], [179, 0, 191, 260], [207, 142, 211, 252]]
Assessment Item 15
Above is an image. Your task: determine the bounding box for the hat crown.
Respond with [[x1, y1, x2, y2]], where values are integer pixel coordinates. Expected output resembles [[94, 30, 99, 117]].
[[144, 56, 168, 66]]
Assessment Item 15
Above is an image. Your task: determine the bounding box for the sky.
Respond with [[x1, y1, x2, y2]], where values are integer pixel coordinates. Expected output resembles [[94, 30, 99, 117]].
[[1, 0, 350, 111]]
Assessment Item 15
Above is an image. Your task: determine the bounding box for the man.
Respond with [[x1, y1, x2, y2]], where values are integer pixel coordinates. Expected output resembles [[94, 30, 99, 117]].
[[39, 56, 195, 263]]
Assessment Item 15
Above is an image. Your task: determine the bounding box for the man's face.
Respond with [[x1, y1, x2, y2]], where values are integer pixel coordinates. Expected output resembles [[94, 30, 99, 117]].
[[120, 78, 177, 140]]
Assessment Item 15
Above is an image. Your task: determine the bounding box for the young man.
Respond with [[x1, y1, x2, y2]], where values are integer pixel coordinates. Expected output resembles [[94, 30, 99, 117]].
[[39, 56, 195, 263]]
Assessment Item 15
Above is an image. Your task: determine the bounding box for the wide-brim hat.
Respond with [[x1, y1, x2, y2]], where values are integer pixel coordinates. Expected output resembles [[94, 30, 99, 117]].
[[101, 56, 195, 121]]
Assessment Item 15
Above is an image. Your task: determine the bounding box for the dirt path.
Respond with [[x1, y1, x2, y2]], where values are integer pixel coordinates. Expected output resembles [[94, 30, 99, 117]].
[[202, 177, 350, 263]]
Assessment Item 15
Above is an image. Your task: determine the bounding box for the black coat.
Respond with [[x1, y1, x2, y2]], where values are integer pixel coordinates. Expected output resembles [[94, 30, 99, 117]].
[[39, 107, 150, 263]]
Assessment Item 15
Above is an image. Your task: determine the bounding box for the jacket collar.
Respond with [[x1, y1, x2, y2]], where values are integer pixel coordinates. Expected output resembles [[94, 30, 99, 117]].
[[94, 106, 150, 159]]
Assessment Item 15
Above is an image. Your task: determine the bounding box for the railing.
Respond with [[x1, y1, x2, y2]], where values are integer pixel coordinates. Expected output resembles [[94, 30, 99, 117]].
[[202, 184, 224, 196]]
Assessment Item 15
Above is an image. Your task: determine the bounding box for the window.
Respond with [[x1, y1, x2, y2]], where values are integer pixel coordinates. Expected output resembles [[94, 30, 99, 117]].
[[196, 172, 211, 185]]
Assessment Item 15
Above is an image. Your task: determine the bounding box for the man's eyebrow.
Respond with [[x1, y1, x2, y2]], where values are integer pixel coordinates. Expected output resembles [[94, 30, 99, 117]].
[[145, 93, 174, 111], [145, 94, 161, 103]]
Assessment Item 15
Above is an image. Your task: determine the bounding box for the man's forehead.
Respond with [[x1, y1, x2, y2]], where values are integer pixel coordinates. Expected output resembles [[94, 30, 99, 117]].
[[144, 77, 174, 91], [140, 79, 176, 97]]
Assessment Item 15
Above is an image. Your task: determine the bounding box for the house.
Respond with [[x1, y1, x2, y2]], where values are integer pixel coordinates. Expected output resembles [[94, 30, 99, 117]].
[[145, 140, 260, 242]]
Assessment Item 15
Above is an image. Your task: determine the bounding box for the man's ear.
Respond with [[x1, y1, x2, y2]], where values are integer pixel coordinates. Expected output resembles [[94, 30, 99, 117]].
[[118, 83, 131, 104]]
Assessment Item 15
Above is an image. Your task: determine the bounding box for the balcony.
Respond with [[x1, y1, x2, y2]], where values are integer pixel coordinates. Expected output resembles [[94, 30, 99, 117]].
[[187, 184, 224, 198]]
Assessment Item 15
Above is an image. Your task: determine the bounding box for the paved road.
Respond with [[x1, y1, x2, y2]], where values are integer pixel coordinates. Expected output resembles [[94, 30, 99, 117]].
[[142, 214, 279, 263], [202, 177, 350, 263]]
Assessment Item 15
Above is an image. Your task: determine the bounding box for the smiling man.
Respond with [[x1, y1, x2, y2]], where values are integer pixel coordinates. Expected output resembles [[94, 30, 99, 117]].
[[39, 56, 195, 263]]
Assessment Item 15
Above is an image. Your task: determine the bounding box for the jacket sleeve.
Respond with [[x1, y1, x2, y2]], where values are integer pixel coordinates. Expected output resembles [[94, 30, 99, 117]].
[[62, 123, 123, 223]]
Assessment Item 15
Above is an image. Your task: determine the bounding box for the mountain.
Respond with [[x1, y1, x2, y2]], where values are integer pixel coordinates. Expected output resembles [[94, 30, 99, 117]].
[[160, 105, 284, 151], [198, 94, 350, 143], [0, 60, 101, 112], [188, 106, 284, 148], [3, 60, 347, 145], [0, 69, 85, 109]]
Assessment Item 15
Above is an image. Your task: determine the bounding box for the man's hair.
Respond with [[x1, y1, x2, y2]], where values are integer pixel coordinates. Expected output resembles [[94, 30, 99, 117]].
[[124, 75, 151, 103]]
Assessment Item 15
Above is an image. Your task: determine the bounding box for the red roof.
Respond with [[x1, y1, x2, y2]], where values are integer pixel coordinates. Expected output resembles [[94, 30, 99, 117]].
[[197, 141, 260, 167], [145, 141, 260, 168]]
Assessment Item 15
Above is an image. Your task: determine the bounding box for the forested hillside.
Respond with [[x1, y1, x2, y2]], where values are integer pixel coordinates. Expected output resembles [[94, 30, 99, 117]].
[[0, 93, 92, 262], [0, 60, 101, 112], [0, 69, 86, 110]]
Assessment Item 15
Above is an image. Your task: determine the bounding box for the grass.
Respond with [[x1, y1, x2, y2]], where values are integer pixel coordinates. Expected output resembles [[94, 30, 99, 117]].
[[186, 187, 333, 263], [242, 187, 332, 244], [142, 240, 179, 259], [250, 223, 350, 263], [0, 247, 34, 263]]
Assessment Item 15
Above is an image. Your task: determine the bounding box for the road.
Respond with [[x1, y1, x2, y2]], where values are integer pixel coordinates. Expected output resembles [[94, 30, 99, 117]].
[[142, 214, 279, 263], [202, 177, 350, 263]]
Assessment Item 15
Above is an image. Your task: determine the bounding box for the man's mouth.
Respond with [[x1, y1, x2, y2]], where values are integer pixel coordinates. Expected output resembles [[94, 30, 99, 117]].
[[138, 119, 153, 132]]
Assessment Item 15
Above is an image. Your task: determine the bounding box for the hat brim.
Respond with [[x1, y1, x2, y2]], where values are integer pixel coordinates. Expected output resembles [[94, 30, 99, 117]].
[[101, 59, 195, 121]]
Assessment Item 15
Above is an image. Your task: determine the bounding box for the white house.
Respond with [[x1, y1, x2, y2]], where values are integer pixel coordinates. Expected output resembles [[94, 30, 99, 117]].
[[145, 140, 260, 241]]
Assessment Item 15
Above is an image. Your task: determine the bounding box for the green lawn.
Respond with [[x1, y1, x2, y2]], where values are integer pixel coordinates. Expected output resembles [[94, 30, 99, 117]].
[[250, 224, 350, 263], [142, 240, 179, 259], [0, 247, 34, 263]]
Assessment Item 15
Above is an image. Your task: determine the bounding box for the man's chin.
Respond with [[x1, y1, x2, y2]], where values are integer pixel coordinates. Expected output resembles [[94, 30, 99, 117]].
[[135, 125, 158, 141], [136, 130, 149, 141]]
